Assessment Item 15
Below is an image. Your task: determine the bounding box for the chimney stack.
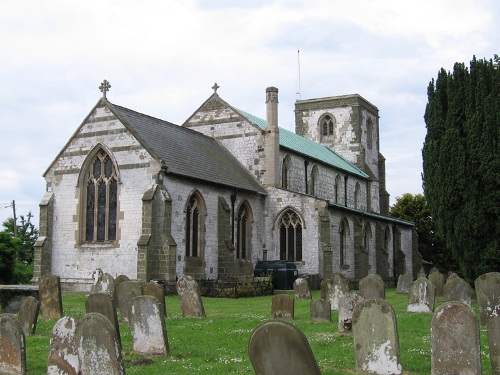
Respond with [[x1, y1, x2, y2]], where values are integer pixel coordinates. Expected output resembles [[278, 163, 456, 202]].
[[263, 87, 280, 187]]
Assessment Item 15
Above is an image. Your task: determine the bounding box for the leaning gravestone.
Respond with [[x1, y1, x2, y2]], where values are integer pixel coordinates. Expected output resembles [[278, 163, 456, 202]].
[[85, 293, 121, 344], [47, 317, 79, 375], [443, 277, 473, 307], [396, 273, 413, 294], [271, 294, 294, 319], [129, 295, 169, 355], [428, 267, 445, 296], [39, 274, 63, 319], [359, 274, 385, 299], [90, 273, 115, 299], [248, 319, 321, 375], [18, 296, 40, 337], [338, 292, 364, 334], [144, 281, 166, 317], [293, 278, 311, 299], [177, 276, 206, 318], [487, 317, 500, 375], [407, 277, 435, 313], [352, 298, 402, 374], [475, 272, 500, 326], [76, 313, 125, 375], [116, 281, 143, 322], [310, 299, 331, 323], [0, 313, 26, 374], [431, 301, 481, 375]]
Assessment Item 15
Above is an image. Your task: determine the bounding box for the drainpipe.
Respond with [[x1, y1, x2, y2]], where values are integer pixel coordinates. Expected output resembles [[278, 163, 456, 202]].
[[231, 191, 237, 245], [344, 175, 348, 207], [304, 160, 309, 194]]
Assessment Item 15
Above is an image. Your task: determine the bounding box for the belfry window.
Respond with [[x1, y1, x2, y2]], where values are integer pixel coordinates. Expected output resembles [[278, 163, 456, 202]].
[[321, 115, 334, 136], [279, 210, 303, 262]]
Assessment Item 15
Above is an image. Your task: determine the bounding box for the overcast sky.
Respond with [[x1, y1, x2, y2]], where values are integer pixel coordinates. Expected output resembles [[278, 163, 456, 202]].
[[0, 0, 498, 227]]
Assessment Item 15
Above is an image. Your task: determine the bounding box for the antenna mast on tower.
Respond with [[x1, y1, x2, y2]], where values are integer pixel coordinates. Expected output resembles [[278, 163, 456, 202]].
[[296, 49, 301, 101]]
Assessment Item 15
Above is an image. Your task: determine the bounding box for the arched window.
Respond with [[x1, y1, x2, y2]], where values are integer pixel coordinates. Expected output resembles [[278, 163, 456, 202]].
[[279, 209, 303, 262], [364, 222, 372, 253], [334, 174, 342, 204], [186, 193, 205, 257], [367, 118, 373, 149], [281, 155, 291, 189], [84, 149, 118, 242], [321, 114, 335, 136], [310, 165, 319, 196], [236, 202, 252, 260], [339, 218, 349, 265], [354, 182, 361, 209]]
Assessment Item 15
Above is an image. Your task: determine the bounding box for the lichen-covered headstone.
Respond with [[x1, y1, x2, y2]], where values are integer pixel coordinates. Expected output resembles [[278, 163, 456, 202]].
[[76, 313, 125, 375], [331, 274, 350, 311], [396, 273, 413, 294], [0, 313, 26, 374], [338, 292, 364, 334], [310, 299, 331, 323], [475, 272, 500, 326], [431, 302, 481, 375], [428, 267, 445, 296], [248, 320, 321, 375], [144, 281, 166, 317], [39, 274, 63, 319], [176, 276, 206, 318], [116, 281, 143, 322], [18, 296, 40, 337], [352, 298, 402, 374], [47, 317, 79, 375], [359, 274, 385, 299], [417, 267, 426, 279], [487, 316, 500, 375], [446, 272, 459, 284], [90, 273, 115, 299], [443, 276, 473, 307], [129, 295, 169, 355], [85, 293, 121, 345], [271, 294, 294, 319], [293, 278, 311, 299], [407, 277, 435, 313]]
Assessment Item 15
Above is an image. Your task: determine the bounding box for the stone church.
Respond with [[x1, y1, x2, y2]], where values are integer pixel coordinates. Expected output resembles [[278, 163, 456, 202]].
[[33, 81, 420, 292]]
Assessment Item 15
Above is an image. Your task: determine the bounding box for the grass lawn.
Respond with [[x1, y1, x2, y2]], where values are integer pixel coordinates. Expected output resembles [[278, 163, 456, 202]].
[[25, 289, 492, 374]]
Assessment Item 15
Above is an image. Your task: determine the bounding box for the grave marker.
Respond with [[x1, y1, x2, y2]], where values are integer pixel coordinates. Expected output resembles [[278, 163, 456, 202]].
[[0, 313, 26, 374], [475, 272, 500, 326], [338, 292, 364, 334], [18, 296, 40, 337], [396, 273, 413, 294], [116, 281, 143, 322], [310, 299, 331, 323], [487, 317, 500, 375], [47, 317, 79, 375], [177, 276, 206, 318], [407, 277, 435, 313], [90, 273, 115, 299], [144, 281, 166, 317], [443, 276, 473, 307], [271, 294, 294, 319], [428, 267, 444, 296], [39, 275, 63, 319], [293, 278, 311, 299], [85, 293, 121, 344], [359, 274, 385, 299]]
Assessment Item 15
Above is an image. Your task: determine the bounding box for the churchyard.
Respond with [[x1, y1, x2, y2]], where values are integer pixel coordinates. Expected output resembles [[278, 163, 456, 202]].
[[9, 282, 494, 374]]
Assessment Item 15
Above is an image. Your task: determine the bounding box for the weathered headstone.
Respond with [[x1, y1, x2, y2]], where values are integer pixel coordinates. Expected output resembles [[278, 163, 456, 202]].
[[475, 272, 500, 326], [47, 317, 79, 375], [428, 267, 445, 296], [271, 294, 294, 319], [248, 319, 321, 375], [396, 273, 413, 294], [144, 281, 166, 317], [310, 299, 331, 323], [0, 313, 26, 374], [293, 278, 311, 299], [85, 293, 121, 344], [352, 298, 402, 374], [338, 292, 364, 334], [443, 276, 473, 307], [407, 277, 436, 313], [417, 267, 426, 279], [90, 273, 115, 299], [446, 272, 460, 284], [18, 296, 40, 337], [487, 317, 500, 375], [176, 276, 206, 318], [116, 280, 143, 322], [431, 301, 481, 375], [330, 274, 350, 311], [76, 313, 125, 375], [114, 274, 130, 290], [129, 295, 169, 355], [359, 274, 385, 299], [39, 274, 63, 319]]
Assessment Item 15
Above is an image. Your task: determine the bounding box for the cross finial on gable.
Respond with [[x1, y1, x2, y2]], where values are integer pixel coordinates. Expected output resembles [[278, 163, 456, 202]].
[[212, 82, 220, 94], [99, 80, 111, 99]]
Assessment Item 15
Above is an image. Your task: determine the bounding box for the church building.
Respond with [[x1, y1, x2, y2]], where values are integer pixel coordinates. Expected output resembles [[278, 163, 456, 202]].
[[33, 81, 420, 292]]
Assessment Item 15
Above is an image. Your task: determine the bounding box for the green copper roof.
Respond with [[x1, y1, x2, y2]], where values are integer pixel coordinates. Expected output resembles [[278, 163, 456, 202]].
[[237, 109, 369, 179]]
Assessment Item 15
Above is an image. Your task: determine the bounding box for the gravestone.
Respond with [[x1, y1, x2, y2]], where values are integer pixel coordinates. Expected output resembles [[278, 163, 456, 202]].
[[129, 295, 169, 355], [431, 301, 481, 374], [91, 268, 103, 284], [39, 275, 63, 319], [76, 313, 125, 375], [475, 272, 500, 326], [487, 317, 500, 375], [396, 273, 413, 294], [352, 298, 402, 374], [47, 317, 79, 375], [310, 299, 331, 323], [359, 274, 385, 299], [271, 294, 294, 319], [428, 267, 445, 296], [443, 277, 473, 307], [407, 277, 436, 313], [144, 281, 166, 317], [114, 275, 130, 290], [90, 273, 115, 299], [293, 278, 311, 299], [85, 293, 121, 344], [248, 319, 321, 375], [18, 296, 40, 337], [446, 272, 459, 284], [338, 292, 364, 334], [116, 280, 143, 322], [330, 274, 350, 311], [176, 276, 206, 318], [0, 313, 26, 374], [417, 267, 426, 279]]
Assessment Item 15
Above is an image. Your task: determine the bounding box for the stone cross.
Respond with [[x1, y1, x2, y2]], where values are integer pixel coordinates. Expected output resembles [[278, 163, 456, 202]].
[[212, 82, 220, 94], [99, 80, 111, 99]]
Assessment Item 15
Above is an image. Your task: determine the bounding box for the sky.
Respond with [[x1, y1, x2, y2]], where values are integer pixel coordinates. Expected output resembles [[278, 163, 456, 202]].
[[0, 0, 498, 228]]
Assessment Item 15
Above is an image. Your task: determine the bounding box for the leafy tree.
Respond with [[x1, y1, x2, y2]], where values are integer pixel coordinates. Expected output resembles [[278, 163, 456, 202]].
[[390, 193, 450, 270], [422, 55, 500, 282], [0, 231, 20, 284], [2, 212, 38, 264]]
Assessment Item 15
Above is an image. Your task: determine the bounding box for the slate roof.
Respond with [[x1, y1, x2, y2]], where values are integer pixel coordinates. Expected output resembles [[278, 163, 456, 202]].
[[107, 102, 267, 195]]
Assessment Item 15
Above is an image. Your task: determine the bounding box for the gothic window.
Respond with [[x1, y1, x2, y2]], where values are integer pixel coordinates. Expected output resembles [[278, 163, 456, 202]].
[[310, 165, 319, 196], [279, 209, 303, 262], [186, 193, 205, 257], [339, 218, 349, 265], [282, 155, 291, 189], [334, 174, 342, 203], [354, 182, 361, 209], [367, 118, 373, 149], [321, 114, 335, 136], [364, 222, 372, 253], [236, 202, 252, 260], [85, 149, 118, 242]]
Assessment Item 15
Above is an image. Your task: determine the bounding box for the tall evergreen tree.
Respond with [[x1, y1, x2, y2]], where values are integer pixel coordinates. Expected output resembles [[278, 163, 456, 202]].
[[422, 55, 500, 282]]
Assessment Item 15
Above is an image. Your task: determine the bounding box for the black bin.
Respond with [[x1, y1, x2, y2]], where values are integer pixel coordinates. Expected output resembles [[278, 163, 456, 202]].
[[254, 260, 298, 290]]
